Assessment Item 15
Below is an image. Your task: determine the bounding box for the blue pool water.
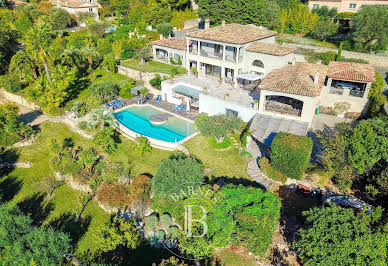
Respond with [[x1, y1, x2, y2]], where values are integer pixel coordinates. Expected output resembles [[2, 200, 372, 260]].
[[114, 106, 196, 143]]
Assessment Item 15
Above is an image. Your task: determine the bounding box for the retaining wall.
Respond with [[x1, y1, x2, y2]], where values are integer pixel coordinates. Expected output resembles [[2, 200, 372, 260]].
[[0, 89, 41, 110]]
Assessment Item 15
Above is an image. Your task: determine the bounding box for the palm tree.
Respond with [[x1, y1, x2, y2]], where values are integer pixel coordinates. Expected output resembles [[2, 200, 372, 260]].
[[9, 50, 37, 84], [88, 108, 115, 130], [61, 47, 82, 68], [24, 20, 54, 85], [80, 45, 99, 70]]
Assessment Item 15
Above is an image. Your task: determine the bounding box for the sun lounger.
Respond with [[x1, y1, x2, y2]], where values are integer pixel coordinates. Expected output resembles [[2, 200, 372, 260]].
[[175, 104, 186, 111]]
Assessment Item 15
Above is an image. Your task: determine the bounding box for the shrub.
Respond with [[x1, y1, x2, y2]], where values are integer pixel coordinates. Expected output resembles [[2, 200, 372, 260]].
[[168, 226, 179, 239], [152, 153, 204, 196], [156, 23, 173, 37], [160, 213, 172, 227], [259, 157, 288, 183], [0, 75, 22, 93], [49, 8, 72, 30], [87, 21, 109, 38], [121, 49, 134, 60], [270, 132, 313, 180], [339, 57, 369, 64], [318, 51, 336, 65], [208, 137, 232, 149], [129, 175, 152, 217], [195, 114, 243, 142], [239, 150, 252, 158], [150, 75, 162, 90], [135, 136, 152, 155], [119, 85, 136, 99], [102, 53, 116, 72], [96, 182, 130, 208], [169, 57, 177, 65], [78, 121, 88, 130], [156, 229, 166, 240], [145, 214, 159, 232], [177, 56, 182, 65]]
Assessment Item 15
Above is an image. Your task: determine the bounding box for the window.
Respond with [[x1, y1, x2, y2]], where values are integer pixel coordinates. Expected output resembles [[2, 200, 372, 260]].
[[226, 108, 238, 118], [89, 8, 93, 12], [252, 60, 264, 68], [313, 4, 319, 9], [349, 4, 356, 9]]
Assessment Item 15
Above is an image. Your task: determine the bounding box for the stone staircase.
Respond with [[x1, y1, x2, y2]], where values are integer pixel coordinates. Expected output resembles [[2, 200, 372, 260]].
[[246, 137, 273, 189]]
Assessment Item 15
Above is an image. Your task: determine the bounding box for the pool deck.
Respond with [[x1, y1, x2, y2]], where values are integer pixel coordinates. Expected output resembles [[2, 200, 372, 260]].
[[115, 96, 199, 121]]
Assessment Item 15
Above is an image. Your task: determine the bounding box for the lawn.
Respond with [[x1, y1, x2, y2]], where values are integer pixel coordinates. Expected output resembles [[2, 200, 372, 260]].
[[215, 248, 257, 266], [1, 122, 171, 256], [185, 135, 249, 180], [121, 59, 187, 75], [64, 69, 143, 111]]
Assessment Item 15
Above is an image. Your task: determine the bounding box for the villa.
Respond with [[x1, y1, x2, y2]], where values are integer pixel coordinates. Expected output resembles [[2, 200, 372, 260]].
[[308, 0, 388, 13], [151, 22, 376, 144], [50, 0, 100, 22]]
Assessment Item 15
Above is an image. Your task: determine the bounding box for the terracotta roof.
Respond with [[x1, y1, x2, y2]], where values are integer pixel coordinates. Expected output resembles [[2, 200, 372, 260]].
[[246, 42, 296, 56], [152, 37, 187, 51], [186, 24, 277, 45], [327, 61, 375, 82], [51, 0, 98, 8], [258, 63, 328, 97]]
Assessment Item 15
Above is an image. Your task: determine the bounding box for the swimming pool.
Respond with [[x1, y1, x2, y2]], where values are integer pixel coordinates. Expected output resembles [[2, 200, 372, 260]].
[[114, 106, 196, 143]]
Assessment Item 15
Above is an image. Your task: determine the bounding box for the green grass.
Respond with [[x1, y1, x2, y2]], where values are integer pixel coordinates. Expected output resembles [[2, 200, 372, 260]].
[[121, 59, 187, 75], [215, 249, 257, 266], [64, 69, 142, 111], [185, 135, 249, 180], [208, 137, 233, 149], [1, 122, 171, 256]]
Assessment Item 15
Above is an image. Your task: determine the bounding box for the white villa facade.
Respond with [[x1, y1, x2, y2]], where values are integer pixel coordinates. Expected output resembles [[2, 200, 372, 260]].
[[51, 0, 100, 23], [151, 23, 376, 141]]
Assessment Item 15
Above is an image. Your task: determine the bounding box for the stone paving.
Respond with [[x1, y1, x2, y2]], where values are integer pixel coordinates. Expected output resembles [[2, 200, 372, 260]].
[[246, 137, 273, 189]]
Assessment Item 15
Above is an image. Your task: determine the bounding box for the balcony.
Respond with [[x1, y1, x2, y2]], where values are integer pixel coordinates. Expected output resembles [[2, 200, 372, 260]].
[[200, 50, 223, 60]]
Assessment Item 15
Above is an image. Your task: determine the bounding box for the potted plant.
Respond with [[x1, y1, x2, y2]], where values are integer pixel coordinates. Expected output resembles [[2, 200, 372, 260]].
[[254, 100, 259, 110], [203, 87, 208, 94], [219, 77, 223, 84], [169, 74, 175, 84], [224, 93, 230, 101]]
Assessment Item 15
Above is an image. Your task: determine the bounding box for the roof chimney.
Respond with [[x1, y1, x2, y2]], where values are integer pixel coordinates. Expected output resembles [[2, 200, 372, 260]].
[[314, 72, 320, 84], [205, 19, 210, 29], [222, 20, 226, 27]]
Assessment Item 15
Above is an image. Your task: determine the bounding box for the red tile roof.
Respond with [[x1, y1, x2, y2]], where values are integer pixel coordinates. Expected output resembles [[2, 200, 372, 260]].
[[152, 37, 187, 51], [258, 63, 328, 97], [327, 61, 375, 82], [186, 24, 277, 45], [246, 41, 296, 56], [51, 0, 98, 8]]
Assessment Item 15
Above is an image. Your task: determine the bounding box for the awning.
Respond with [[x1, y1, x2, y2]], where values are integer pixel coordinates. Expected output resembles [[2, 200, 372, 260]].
[[237, 73, 264, 81], [131, 85, 144, 95], [250, 114, 309, 146], [173, 85, 201, 99]]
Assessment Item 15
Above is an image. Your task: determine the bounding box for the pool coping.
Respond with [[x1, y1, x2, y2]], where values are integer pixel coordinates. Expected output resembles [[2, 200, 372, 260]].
[[113, 104, 199, 151]]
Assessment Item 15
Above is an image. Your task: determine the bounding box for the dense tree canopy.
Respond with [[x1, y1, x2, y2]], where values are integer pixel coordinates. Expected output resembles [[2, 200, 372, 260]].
[[294, 205, 388, 265], [351, 5, 388, 51], [0, 24, 19, 74], [198, 0, 280, 28], [0, 204, 70, 265], [152, 153, 204, 196]]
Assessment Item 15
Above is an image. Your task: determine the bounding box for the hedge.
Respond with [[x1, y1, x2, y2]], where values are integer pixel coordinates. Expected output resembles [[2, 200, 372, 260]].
[[259, 157, 288, 183], [270, 132, 313, 180]]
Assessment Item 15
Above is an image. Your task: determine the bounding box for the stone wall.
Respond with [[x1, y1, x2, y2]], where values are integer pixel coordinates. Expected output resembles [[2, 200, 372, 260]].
[[283, 43, 388, 68], [117, 65, 168, 96], [184, 18, 200, 29], [0, 89, 41, 110]]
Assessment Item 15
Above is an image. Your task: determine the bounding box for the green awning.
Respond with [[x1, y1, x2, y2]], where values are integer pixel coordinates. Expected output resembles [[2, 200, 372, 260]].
[[173, 85, 201, 99]]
